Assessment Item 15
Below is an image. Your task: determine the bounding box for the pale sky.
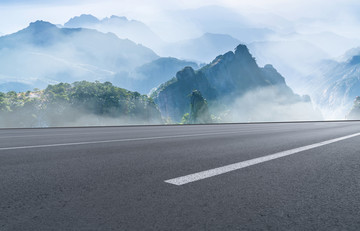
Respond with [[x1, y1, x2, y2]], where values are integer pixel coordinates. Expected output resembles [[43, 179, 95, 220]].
[[0, 0, 359, 38]]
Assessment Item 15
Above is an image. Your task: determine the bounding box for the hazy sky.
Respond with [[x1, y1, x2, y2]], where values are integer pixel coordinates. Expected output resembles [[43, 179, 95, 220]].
[[0, 0, 359, 39]]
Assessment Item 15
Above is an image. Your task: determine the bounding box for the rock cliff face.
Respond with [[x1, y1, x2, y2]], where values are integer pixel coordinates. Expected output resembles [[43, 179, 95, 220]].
[[201, 45, 288, 96], [309, 50, 360, 119], [131, 57, 199, 94], [152, 44, 315, 122], [189, 90, 212, 124], [152, 66, 217, 121]]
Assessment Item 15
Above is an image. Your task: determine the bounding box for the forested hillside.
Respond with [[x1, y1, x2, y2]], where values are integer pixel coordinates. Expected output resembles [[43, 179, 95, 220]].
[[0, 81, 162, 127]]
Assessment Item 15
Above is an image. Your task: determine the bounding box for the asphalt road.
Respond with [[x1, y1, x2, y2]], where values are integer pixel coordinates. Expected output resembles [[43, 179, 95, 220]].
[[1, 122, 360, 230]]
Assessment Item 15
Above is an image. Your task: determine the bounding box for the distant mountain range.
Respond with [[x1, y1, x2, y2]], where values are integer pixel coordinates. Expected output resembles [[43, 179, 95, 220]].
[[64, 14, 100, 27], [64, 14, 163, 53], [152, 45, 321, 122], [0, 21, 158, 90], [1, 14, 359, 121], [113, 57, 199, 94], [306, 48, 360, 119], [0, 21, 199, 94], [62, 13, 256, 62]]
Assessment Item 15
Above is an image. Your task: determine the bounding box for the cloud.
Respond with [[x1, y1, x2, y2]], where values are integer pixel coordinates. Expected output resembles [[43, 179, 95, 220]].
[[1, 0, 360, 37], [0, 0, 92, 5], [213, 86, 323, 122]]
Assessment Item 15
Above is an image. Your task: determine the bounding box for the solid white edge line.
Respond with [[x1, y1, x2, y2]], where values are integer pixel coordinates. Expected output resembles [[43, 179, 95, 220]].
[[164, 132, 360, 186], [0, 131, 242, 151]]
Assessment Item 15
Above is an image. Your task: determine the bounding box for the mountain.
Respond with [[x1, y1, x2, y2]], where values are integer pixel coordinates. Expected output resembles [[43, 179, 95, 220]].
[[110, 57, 199, 94], [64, 14, 100, 27], [134, 57, 199, 93], [0, 20, 159, 92], [152, 66, 217, 121], [189, 90, 212, 124], [242, 28, 360, 91], [308, 50, 360, 119], [163, 33, 241, 62], [152, 44, 321, 122], [338, 47, 360, 62], [64, 14, 163, 53]]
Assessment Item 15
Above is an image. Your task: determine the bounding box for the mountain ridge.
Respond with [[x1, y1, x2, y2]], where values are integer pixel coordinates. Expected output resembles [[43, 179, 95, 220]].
[[309, 50, 360, 119], [152, 44, 319, 122], [0, 20, 159, 92], [64, 14, 163, 52]]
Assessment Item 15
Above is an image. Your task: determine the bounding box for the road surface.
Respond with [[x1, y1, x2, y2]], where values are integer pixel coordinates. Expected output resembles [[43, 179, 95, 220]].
[[1, 122, 360, 230]]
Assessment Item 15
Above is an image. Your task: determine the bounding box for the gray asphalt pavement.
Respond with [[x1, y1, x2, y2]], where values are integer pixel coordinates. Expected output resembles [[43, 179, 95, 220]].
[[1, 122, 360, 230]]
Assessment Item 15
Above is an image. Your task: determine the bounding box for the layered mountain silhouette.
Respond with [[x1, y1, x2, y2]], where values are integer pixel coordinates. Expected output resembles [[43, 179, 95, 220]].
[[0, 21, 159, 90], [152, 45, 320, 122], [134, 58, 199, 93], [0, 20, 323, 123], [111, 57, 199, 94], [0, 21, 201, 94], [307, 49, 360, 119], [64, 14, 101, 28], [64, 14, 163, 52], [5, 20, 158, 68]]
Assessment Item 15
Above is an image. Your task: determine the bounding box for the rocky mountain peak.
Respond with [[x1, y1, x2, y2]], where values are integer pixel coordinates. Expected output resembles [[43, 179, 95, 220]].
[[64, 14, 100, 27], [209, 44, 254, 67], [264, 64, 275, 69], [234, 44, 252, 58], [18, 21, 63, 46], [153, 44, 304, 122], [176, 66, 196, 81], [27, 21, 57, 31], [232, 44, 258, 68]]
